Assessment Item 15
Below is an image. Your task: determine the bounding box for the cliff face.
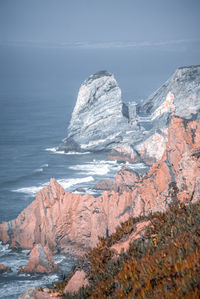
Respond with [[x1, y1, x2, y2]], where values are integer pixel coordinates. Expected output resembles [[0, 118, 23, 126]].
[[137, 65, 200, 119], [1, 116, 200, 254], [59, 66, 200, 165]]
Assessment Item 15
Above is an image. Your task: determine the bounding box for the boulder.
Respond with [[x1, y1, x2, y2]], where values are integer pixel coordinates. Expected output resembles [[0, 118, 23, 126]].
[[0, 263, 12, 273]]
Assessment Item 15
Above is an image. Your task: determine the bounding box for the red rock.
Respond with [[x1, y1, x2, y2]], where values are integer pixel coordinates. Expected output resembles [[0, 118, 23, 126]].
[[114, 166, 139, 189], [18, 287, 60, 299], [111, 220, 150, 254], [94, 178, 118, 191], [0, 263, 12, 273], [94, 167, 138, 192], [0, 116, 200, 255], [64, 270, 89, 294], [21, 244, 58, 273], [108, 146, 139, 163]]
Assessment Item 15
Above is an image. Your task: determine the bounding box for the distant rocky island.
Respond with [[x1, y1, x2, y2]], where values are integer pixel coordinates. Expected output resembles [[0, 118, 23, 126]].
[[0, 65, 200, 298]]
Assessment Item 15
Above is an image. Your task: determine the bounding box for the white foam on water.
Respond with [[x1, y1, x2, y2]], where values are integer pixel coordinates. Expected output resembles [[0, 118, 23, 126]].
[[65, 151, 90, 155], [45, 147, 90, 155], [12, 174, 95, 197], [57, 176, 94, 189], [41, 164, 48, 168], [68, 159, 120, 176], [0, 241, 12, 257], [126, 162, 148, 169], [45, 147, 57, 152], [0, 273, 59, 299], [69, 164, 110, 175], [33, 163, 49, 173], [33, 168, 43, 173], [12, 184, 47, 196]]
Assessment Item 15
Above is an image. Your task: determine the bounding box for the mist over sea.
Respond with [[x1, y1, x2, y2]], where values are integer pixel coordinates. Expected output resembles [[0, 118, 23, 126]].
[[0, 45, 199, 298]]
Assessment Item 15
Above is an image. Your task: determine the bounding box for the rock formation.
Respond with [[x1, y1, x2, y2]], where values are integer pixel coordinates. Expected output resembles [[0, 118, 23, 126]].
[[20, 244, 58, 273], [111, 220, 150, 254], [1, 116, 200, 254], [64, 270, 89, 294], [94, 166, 139, 192], [58, 70, 142, 153], [18, 287, 59, 299], [0, 263, 12, 273], [137, 65, 200, 119], [59, 66, 200, 165]]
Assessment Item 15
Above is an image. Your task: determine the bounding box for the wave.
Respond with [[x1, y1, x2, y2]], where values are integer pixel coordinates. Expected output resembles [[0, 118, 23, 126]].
[[13, 185, 46, 196], [33, 163, 48, 173], [125, 162, 148, 169], [12, 176, 94, 196], [69, 159, 121, 176], [45, 147, 90, 155], [57, 176, 94, 189], [0, 241, 12, 257]]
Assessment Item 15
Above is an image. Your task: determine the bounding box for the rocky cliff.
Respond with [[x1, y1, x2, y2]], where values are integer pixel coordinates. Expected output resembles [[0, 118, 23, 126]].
[[59, 66, 200, 165], [1, 116, 200, 255]]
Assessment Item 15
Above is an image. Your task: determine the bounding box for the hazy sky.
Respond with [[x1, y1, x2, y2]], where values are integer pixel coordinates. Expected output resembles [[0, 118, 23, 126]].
[[0, 0, 200, 48], [0, 0, 199, 101]]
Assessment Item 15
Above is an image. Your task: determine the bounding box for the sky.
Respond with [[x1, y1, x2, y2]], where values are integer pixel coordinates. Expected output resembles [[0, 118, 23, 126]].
[[0, 0, 200, 100], [0, 0, 200, 48]]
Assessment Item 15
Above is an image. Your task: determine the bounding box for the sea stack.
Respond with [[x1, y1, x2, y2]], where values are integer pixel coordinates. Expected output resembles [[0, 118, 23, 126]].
[[58, 70, 141, 152]]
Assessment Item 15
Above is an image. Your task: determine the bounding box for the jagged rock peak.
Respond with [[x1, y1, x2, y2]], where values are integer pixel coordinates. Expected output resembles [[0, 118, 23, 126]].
[[137, 65, 200, 120]]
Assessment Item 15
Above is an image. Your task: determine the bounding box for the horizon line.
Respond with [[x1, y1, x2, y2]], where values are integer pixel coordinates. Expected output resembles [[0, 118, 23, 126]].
[[0, 38, 199, 49]]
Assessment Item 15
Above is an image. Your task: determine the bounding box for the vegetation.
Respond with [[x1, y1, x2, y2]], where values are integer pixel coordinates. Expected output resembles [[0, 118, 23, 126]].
[[52, 200, 200, 298]]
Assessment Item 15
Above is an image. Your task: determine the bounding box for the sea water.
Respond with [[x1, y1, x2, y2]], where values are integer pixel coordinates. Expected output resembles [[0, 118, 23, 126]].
[[0, 94, 147, 298], [0, 46, 153, 298]]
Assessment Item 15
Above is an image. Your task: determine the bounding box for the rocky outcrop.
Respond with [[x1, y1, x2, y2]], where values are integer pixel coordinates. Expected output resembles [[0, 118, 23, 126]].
[[59, 70, 141, 153], [94, 166, 139, 192], [0, 263, 12, 273], [137, 66, 200, 120], [20, 244, 58, 273], [108, 145, 140, 163], [59, 66, 200, 165], [111, 220, 150, 254], [1, 116, 200, 254], [64, 270, 89, 294], [18, 288, 59, 299], [94, 178, 118, 192]]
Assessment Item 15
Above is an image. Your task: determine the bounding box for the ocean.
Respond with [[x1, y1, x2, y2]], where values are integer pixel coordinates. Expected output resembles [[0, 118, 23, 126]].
[[0, 45, 197, 298]]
